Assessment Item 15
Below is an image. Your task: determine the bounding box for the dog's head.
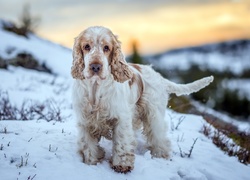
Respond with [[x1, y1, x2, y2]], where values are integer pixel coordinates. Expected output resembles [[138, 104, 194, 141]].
[[71, 26, 133, 83]]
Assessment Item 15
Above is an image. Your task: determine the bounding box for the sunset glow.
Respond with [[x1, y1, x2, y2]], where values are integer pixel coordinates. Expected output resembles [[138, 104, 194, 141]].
[[2, 0, 250, 55]]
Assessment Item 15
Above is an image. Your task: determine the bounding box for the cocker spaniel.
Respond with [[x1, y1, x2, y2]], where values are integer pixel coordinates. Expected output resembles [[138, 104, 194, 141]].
[[71, 26, 213, 173]]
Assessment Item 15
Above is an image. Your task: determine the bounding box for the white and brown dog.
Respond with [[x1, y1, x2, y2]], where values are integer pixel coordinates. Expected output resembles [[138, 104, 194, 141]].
[[71, 26, 213, 173]]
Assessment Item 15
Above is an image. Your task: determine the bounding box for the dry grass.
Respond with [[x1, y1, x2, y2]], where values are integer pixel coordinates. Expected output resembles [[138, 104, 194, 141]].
[[169, 95, 250, 164], [0, 91, 64, 122]]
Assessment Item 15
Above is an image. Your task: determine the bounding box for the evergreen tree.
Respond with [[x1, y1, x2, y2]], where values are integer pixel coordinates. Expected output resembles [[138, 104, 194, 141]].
[[130, 40, 143, 64]]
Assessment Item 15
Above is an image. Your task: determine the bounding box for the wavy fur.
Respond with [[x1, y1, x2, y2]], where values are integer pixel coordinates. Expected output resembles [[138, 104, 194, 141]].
[[71, 26, 214, 173]]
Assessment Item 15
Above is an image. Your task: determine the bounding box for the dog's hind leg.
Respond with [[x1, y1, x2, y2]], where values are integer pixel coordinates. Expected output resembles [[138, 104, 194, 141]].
[[142, 103, 171, 159]]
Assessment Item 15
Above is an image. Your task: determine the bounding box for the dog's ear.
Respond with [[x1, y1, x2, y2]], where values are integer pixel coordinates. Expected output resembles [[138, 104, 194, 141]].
[[110, 34, 133, 83], [71, 36, 85, 80]]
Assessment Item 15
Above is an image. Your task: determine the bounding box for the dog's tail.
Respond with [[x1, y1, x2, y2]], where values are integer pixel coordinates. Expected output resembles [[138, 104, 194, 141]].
[[165, 76, 214, 96]]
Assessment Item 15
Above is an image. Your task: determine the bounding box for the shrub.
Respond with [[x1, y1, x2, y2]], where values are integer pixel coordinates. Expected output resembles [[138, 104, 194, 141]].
[[0, 57, 8, 69], [9, 53, 39, 69], [3, 21, 28, 37], [0, 91, 64, 122], [168, 93, 250, 164], [201, 123, 250, 164], [1, 52, 52, 73]]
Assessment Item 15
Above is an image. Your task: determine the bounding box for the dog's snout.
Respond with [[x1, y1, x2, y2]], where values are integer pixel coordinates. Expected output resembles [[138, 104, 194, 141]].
[[90, 63, 102, 73]]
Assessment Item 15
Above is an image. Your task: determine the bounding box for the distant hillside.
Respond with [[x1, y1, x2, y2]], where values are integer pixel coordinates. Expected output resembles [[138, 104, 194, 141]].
[[150, 39, 250, 58], [145, 39, 250, 120], [146, 39, 250, 76], [0, 19, 72, 77]]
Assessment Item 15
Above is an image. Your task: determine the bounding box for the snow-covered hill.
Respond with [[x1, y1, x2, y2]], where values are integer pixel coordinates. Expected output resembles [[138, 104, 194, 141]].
[[147, 39, 250, 75], [0, 20, 72, 77], [0, 20, 250, 180], [145, 37, 250, 121], [145, 39, 250, 85]]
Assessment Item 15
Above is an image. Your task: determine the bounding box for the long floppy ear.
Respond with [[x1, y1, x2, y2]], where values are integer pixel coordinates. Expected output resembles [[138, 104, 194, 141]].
[[110, 34, 133, 83], [71, 36, 85, 80]]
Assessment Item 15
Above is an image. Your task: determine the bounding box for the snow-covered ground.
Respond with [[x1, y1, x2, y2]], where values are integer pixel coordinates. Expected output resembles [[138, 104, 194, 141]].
[[193, 101, 250, 132], [0, 67, 249, 180], [0, 19, 250, 180], [1, 105, 250, 180]]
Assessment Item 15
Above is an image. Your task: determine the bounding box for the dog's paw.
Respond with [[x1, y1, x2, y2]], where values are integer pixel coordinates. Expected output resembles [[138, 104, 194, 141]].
[[111, 165, 133, 174], [110, 153, 135, 173], [149, 145, 171, 159], [151, 149, 170, 159], [78, 146, 105, 165]]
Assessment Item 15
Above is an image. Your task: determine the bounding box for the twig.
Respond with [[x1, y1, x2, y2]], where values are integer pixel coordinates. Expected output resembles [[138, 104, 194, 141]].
[[175, 116, 185, 130], [0, 144, 3, 150], [188, 138, 198, 158], [178, 144, 185, 158], [27, 174, 37, 180], [177, 133, 185, 142]]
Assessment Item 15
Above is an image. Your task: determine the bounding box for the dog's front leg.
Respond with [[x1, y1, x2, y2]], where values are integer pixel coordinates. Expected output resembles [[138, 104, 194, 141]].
[[111, 116, 136, 173], [77, 123, 105, 165]]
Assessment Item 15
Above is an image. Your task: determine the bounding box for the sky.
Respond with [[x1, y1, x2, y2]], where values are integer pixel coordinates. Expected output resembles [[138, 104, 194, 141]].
[[1, 0, 250, 55]]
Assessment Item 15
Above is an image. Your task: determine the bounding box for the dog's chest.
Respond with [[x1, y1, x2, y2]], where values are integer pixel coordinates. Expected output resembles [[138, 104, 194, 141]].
[[84, 99, 117, 140], [83, 81, 120, 140]]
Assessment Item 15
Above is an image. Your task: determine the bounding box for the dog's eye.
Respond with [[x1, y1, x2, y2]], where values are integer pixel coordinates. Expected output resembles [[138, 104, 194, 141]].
[[103, 45, 110, 52], [84, 44, 91, 51]]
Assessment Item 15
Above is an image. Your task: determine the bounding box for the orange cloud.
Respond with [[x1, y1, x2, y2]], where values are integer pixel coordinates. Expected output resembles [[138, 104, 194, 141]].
[[38, 1, 250, 55]]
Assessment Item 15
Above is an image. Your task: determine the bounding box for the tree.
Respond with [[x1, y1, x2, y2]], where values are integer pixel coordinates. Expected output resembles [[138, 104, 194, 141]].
[[18, 4, 40, 34], [3, 4, 41, 37], [129, 40, 144, 64]]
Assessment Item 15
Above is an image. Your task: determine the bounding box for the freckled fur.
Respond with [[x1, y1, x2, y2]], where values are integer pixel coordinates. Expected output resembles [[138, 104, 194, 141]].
[[71, 35, 85, 80], [129, 63, 142, 73], [71, 26, 214, 173]]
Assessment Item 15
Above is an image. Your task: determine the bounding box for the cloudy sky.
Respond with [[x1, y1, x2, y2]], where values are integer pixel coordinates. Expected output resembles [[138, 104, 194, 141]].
[[1, 0, 250, 54]]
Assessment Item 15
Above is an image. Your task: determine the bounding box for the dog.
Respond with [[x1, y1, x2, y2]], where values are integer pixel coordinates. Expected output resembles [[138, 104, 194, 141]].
[[71, 26, 213, 173]]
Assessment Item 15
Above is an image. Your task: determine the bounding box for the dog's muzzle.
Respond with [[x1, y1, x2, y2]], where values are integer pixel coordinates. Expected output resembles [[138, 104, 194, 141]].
[[90, 63, 102, 73]]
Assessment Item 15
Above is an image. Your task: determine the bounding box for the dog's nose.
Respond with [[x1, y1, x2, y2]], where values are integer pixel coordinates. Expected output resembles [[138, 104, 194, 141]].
[[90, 64, 102, 73]]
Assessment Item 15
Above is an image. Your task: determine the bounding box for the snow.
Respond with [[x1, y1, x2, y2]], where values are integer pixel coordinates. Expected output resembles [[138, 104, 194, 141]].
[[1, 101, 250, 179], [0, 20, 72, 77], [0, 66, 249, 180], [149, 45, 250, 75], [0, 67, 71, 107], [1, 105, 250, 179], [193, 101, 250, 133], [0, 20, 250, 180]]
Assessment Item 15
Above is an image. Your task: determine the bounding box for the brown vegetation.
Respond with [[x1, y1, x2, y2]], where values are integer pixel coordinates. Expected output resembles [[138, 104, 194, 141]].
[[169, 95, 250, 164]]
